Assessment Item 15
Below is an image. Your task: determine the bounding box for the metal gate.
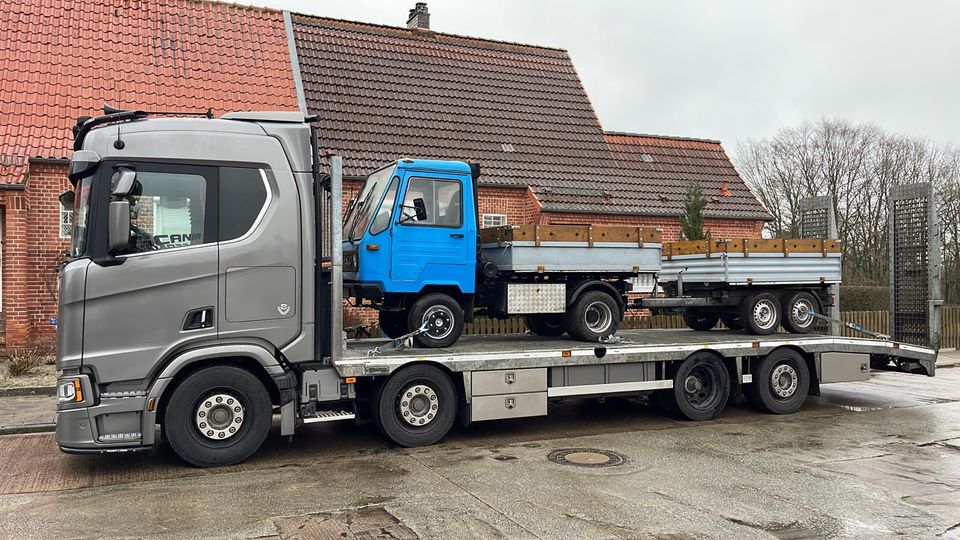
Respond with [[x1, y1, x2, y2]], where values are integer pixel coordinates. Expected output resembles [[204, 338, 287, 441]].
[[889, 183, 942, 350], [799, 196, 839, 335]]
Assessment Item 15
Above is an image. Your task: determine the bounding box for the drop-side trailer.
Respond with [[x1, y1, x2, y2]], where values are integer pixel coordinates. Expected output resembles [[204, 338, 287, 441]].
[[55, 111, 937, 467]]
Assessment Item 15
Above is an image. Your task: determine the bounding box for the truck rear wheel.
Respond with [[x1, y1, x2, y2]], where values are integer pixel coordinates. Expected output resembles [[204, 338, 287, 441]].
[[373, 365, 457, 447], [745, 349, 810, 414], [741, 292, 781, 335], [720, 312, 743, 330], [164, 365, 272, 467], [565, 290, 621, 342], [683, 309, 719, 331], [379, 310, 408, 338], [525, 314, 566, 337], [657, 352, 730, 421], [781, 291, 818, 334], [408, 294, 464, 348]]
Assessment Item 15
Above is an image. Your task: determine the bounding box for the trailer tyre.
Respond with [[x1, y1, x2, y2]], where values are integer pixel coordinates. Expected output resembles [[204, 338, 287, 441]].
[[379, 310, 408, 338], [657, 352, 730, 421], [164, 366, 272, 468], [720, 312, 744, 330], [408, 294, 464, 348], [565, 290, 622, 341], [781, 291, 818, 334], [683, 309, 719, 331], [373, 365, 457, 447], [746, 349, 810, 414], [525, 314, 566, 337], [741, 292, 782, 335]]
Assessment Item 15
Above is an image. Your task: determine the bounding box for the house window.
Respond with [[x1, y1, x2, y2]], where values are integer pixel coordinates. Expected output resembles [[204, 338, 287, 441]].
[[482, 214, 508, 228], [59, 202, 72, 238]]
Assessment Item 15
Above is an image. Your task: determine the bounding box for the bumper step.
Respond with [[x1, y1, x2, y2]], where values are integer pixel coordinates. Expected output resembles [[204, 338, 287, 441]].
[[302, 410, 356, 424]]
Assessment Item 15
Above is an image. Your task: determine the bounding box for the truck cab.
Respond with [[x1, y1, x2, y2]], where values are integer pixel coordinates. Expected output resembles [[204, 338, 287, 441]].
[[343, 159, 479, 347]]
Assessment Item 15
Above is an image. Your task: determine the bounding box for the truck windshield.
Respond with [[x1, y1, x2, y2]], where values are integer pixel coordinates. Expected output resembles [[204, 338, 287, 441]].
[[70, 175, 94, 258], [344, 164, 396, 241]]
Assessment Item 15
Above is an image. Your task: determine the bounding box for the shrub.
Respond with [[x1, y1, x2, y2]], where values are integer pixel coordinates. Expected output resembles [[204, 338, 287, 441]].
[[840, 286, 889, 311], [6, 348, 45, 376]]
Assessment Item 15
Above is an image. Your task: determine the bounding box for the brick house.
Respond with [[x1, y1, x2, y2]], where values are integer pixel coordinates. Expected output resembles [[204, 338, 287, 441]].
[[0, 0, 769, 348]]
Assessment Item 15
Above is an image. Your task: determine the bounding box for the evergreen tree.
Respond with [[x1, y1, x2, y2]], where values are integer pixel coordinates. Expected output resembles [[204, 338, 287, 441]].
[[680, 182, 708, 241]]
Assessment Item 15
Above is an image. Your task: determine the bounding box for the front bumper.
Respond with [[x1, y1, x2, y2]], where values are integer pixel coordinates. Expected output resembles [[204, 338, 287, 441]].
[[56, 388, 152, 453]]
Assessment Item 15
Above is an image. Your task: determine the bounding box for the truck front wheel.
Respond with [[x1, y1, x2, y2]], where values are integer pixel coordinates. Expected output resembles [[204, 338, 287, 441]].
[[164, 365, 272, 467], [565, 290, 622, 341], [408, 293, 464, 348], [373, 365, 457, 447]]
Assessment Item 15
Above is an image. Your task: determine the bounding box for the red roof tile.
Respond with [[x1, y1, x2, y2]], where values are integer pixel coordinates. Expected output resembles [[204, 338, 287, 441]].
[[0, 0, 299, 185]]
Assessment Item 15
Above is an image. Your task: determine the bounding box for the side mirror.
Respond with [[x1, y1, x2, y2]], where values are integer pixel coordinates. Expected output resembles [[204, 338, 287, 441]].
[[413, 197, 427, 221], [108, 200, 130, 253], [59, 190, 75, 209], [112, 169, 137, 197]]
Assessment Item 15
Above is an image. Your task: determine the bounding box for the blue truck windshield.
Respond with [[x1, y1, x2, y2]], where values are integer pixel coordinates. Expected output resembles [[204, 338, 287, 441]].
[[344, 164, 396, 241]]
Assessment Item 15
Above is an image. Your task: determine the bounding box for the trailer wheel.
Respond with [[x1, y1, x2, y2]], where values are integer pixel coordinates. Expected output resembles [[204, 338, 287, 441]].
[[565, 290, 622, 341], [525, 314, 566, 337], [373, 365, 457, 447], [741, 292, 781, 335], [378, 310, 408, 338], [164, 366, 272, 467], [683, 309, 719, 331], [745, 349, 810, 414], [657, 352, 730, 421], [408, 293, 464, 348], [781, 292, 818, 334], [720, 312, 744, 330]]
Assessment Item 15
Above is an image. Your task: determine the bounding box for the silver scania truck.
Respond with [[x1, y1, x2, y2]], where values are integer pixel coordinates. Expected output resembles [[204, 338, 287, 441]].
[[54, 110, 938, 467]]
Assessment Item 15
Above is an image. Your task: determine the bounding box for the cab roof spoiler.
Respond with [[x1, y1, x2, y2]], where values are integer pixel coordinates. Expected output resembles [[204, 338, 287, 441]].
[[72, 104, 213, 151]]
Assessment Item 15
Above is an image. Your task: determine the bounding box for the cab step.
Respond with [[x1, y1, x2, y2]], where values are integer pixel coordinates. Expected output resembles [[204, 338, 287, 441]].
[[302, 410, 356, 424]]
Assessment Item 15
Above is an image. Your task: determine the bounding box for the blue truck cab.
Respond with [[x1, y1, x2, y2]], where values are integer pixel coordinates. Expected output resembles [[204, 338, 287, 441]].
[[344, 159, 480, 346]]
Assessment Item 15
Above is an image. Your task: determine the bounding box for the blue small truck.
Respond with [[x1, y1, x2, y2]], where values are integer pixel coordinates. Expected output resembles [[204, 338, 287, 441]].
[[342, 159, 662, 348]]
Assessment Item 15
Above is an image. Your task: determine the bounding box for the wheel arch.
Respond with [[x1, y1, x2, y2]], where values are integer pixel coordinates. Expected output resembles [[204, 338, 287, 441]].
[[567, 280, 625, 314]]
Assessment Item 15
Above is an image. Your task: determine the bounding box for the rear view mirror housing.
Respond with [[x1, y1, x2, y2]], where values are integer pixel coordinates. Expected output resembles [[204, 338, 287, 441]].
[[108, 200, 130, 254], [413, 197, 427, 221]]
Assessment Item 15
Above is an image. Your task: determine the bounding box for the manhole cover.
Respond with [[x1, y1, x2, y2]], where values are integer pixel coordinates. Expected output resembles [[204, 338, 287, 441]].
[[547, 448, 625, 468]]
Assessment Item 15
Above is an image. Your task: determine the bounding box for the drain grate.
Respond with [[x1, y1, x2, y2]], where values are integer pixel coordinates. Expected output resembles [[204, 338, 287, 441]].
[[547, 448, 625, 468]]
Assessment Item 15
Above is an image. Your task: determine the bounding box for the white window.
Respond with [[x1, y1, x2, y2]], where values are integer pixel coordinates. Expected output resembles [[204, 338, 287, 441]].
[[59, 202, 72, 238], [482, 214, 508, 228]]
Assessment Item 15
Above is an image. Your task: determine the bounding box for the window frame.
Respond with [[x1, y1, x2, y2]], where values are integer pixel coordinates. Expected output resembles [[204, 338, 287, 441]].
[[59, 201, 73, 239], [481, 213, 508, 228], [218, 167, 272, 244], [398, 176, 464, 229]]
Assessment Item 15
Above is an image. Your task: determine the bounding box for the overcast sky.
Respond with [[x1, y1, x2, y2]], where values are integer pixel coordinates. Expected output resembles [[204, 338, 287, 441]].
[[251, 0, 960, 152]]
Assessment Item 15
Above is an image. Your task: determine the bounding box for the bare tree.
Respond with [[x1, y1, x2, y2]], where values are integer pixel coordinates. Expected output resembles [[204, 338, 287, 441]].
[[736, 119, 958, 302]]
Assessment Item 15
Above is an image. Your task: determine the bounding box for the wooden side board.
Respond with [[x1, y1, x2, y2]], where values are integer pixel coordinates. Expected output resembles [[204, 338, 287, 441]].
[[663, 238, 842, 259], [480, 225, 663, 246]]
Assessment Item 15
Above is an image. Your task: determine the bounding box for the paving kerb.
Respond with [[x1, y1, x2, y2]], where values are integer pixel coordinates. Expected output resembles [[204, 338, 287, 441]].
[[0, 386, 56, 397]]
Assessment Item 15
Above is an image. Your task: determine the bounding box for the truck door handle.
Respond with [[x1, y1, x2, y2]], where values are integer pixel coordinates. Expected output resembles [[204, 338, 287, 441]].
[[450, 233, 464, 238], [183, 307, 214, 331]]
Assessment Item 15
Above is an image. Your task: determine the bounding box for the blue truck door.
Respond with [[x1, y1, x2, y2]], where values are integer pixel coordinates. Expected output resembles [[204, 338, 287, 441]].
[[391, 172, 475, 292]]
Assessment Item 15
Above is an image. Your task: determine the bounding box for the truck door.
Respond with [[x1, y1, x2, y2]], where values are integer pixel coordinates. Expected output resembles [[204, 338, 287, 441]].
[[391, 172, 474, 292], [82, 163, 219, 384]]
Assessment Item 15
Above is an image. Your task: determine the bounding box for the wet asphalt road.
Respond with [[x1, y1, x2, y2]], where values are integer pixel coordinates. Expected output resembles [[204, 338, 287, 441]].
[[0, 369, 958, 539]]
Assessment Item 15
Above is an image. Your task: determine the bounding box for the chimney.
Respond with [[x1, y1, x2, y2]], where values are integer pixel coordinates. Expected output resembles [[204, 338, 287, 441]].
[[407, 3, 430, 30]]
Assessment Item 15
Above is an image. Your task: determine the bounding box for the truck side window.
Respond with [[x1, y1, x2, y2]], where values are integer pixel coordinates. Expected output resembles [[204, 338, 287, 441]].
[[117, 170, 212, 254], [401, 178, 462, 227], [220, 167, 269, 241]]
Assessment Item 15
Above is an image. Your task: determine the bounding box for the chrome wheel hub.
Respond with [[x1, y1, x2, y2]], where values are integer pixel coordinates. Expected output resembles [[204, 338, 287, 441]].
[[584, 301, 613, 334], [771, 364, 799, 398], [398, 384, 439, 426], [753, 299, 778, 330], [195, 393, 244, 440], [791, 299, 815, 328], [422, 306, 454, 340]]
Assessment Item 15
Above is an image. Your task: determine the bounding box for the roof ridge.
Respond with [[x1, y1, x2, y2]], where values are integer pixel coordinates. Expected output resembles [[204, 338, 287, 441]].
[[604, 131, 722, 145], [185, 0, 282, 15], [292, 12, 569, 58]]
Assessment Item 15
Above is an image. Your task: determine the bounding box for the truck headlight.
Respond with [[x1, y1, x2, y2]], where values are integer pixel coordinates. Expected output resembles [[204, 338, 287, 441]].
[[58, 379, 83, 404]]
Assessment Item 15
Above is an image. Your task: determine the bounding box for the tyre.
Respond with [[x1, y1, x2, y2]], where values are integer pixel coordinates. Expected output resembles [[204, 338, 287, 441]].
[[683, 309, 719, 331], [372, 365, 457, 447], [164, 365, 273, 467], [564, 290, 622, 342], [525, 314, 566, 337], [745, 349, 810, 414], [781, 291, 818, 334], [408, 293, 464, 348], [740, 292, 781, 335], [720, 312, 744, 330], [379, 310, 408, 338], [658, 352, 731, 421]]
